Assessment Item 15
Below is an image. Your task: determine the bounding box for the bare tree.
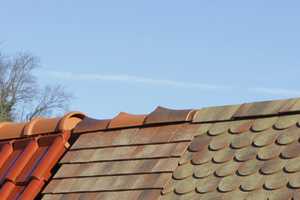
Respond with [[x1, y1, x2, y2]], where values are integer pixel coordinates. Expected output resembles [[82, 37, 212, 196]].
[[0, 50, 74, 122]]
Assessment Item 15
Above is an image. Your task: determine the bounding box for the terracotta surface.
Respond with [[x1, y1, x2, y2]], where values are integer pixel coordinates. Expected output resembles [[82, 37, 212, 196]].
[[108, 112, 148, 129], [0, 131, 71, 200], [0, 111, 86, 200], [0, 111, 86, 140]]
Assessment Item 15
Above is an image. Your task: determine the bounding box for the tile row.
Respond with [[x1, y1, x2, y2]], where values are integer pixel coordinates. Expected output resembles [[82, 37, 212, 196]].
[[160, 185, 300, 200], [55, 158, 179, 178], [182, 139, 300, 167], [42, 189, 162, 200], [189, 124, 300, 155], [193, 97, 300, 123], [61, 141, 190, 164], [194, 114, 300, 138], [71, 123, 200, 150], [43, 173, 171, 194], [163, 169, 300, 196], [73, 107, 198, 134]]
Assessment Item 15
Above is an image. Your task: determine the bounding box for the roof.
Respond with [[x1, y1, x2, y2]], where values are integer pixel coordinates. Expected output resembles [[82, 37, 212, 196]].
[[0, 112, 86, 200], [1, 98, 300, 199]]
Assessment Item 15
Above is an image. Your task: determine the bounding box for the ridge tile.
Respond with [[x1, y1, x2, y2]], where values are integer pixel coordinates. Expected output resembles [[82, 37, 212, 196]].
[[144, 106, 197, 125], [233, 99, 286, 118], [193, 105, 240, 123]]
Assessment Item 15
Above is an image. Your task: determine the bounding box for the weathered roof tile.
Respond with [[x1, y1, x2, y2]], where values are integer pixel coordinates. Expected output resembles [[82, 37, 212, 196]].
[[40, 98, 300, 199], [193, 105, 240, 123], [144, 106, 197, 125], [233, 99, 286, 118], [108, 112, 147, 129]]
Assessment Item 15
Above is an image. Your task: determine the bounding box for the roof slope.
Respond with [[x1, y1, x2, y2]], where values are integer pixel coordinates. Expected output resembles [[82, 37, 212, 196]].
[[0, 112, 86, 200], [42, 108, 199, 200], [42, 98, 300, 200]]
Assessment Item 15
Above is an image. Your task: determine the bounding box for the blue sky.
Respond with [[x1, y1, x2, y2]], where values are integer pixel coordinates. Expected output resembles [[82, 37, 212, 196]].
[[1, 1, 300, 119]]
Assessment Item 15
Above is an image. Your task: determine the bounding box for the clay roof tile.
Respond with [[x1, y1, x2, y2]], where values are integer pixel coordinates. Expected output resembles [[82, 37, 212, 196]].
[[144, 106, 198, 125]]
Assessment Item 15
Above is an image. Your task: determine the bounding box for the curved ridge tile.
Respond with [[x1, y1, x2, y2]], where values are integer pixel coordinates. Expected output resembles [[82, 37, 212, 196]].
[[289, 171, 300, 188], [281, 140, 300, 159], [257, 142, 284, 160], [59, 111, 86, 131], [233, 99, 286, 118], [231, 130, 258, 149], [196, 175, 222, 193], [260, 156, 288, 174], [173, 162, 196, 180], [174, 176, 199, 195], [193, 161, 218, 178], [237, 158, 264, 176], [264, 170, 291, 190], [274, 114, 300, 130], [0, 122, 27, 140], [208, 121, 232, 136], [235, 145, 260, 162], [209, 131, 233, 150], [241, 172, 267, 191], [213, 146, 236, 163], [251, 116, 278, 132], [108, 112, 147, 129], [285, 156, 300, 173], [192, 148, 215, 165], [145, 106, 197, 125], [73, 118, 111, 133], [193, 105, 240, 123], [218, 173, 244, 192], [27, 117, 61, 136], [253, 127, 280, 147], [276, 125, 300, 145], [194, 123, 211, 137], [229, 119, 255, 134], [188, 133, 213, 152]]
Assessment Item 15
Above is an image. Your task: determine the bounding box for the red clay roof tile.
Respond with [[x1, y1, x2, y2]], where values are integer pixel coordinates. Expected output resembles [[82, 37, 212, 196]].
[[108, 112, 148, 129], [73, 118, 110, 134]]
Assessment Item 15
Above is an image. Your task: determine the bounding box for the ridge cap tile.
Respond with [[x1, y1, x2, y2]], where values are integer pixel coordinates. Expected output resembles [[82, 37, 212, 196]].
[[144, 106, 198, 125], [193, 104, 241, 123], [108, 112, 148, 129], [0, 111, 85, 141], [233, 99, 287, 118]]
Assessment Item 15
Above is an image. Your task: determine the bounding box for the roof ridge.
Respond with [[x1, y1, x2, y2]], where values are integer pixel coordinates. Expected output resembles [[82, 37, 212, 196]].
[[73, 107, 198, 134], [0, 111, 86, 140], [193, 97, 300, 123]]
